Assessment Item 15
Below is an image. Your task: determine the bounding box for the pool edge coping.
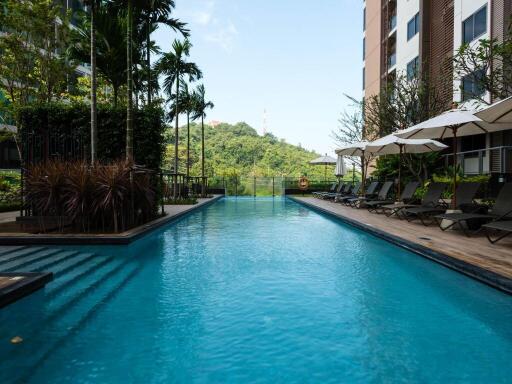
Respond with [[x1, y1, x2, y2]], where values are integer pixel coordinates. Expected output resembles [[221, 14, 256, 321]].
[[0, 195, 224, 246], [288, 196, 512, 295]]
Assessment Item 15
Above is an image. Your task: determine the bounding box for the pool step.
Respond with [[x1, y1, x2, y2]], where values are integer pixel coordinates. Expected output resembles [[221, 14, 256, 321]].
[[0, 248, 65, 272], [0, 245, 28, 256], [0, 246, 48, 267], [1, 259, 142, 382], [21, 250, 82, 272], [47, 255, 113, 295]]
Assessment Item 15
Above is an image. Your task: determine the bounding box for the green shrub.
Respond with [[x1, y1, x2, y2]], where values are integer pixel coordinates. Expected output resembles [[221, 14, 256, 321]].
[[17, 103, 165, 171]]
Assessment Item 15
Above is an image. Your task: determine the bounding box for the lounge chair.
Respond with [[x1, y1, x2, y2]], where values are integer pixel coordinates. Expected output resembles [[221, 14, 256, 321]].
[[336, 182, 361, 203], [323, 182, 350, 200], [435, 183, 512, 237], [380, 182, 446, 218], [345, 181, 380, 207], [312, 182, 338, 198], [366, 181, 419, 213], [483, 221, 512, 244], [403, 182, 480, 226], [348, 181, 393, 208]]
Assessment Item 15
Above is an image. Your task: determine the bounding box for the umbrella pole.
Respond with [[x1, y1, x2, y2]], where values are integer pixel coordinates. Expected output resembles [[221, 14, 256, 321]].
[[398, 145, 402, 201], [361, 152, 365, 196], [452, 127, 458, 209], [324, 164, 327, 182]]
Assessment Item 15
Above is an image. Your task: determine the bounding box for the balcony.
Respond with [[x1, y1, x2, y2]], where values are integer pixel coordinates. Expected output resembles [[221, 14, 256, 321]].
[[443, 146, 512, 175]]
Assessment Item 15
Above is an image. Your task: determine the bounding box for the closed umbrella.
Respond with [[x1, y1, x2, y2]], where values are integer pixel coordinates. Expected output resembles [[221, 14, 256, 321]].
[[310, 154, 336, 181], [366, 134, 448, 198], [335, 154, 346, 177], [335, 141, 371, 194]]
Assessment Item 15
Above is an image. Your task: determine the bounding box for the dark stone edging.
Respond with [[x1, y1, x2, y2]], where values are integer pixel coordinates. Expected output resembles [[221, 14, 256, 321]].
[[288, 196, 512, 295], [0, 272, 53, 308], [0, 196, 223, 246]]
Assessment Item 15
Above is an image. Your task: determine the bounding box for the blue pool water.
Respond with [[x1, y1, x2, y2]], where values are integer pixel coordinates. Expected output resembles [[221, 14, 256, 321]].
[[0, 197, 511, 383]]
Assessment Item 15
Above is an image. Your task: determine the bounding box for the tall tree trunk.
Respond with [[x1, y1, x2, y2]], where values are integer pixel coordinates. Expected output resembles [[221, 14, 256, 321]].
[[173, 73, 179, 200], [90, 1, 97, 165], [113, 85, 118, 108], [146, 8, 151, 104], [126, 0, 134, 163], [201, 113, 205, 197], [186, 111, 190, 179]]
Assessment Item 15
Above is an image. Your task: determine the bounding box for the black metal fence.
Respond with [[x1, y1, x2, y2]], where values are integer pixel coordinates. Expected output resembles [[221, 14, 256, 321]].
[[208, 176, 341, 196]]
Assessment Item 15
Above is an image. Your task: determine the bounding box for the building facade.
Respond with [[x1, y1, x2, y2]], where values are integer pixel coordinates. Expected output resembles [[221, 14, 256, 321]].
[[362, 0, 512, 181]]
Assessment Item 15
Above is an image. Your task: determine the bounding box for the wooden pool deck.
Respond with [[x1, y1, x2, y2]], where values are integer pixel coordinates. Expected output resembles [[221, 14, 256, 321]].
[[289, 196, 512, 294]]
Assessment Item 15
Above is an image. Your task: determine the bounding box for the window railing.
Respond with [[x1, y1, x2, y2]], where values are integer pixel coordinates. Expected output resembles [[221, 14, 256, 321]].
[[388, 52, 396, 68], [389, 14, 397, 31], [443, 146, 512, 175]]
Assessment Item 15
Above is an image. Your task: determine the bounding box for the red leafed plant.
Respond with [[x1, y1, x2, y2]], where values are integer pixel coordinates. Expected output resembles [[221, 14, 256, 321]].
[[24, 160, 157, 233]]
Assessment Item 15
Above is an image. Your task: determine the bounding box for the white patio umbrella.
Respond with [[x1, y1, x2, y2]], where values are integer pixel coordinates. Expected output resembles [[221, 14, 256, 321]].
[[395, 109, 482, 208], [335, 141, 371, 193], [310, 154, 336, 181], [366, 135, 448, 198], [335, 154, 347, 177], [476, 96, 512, 123], [395, 108, 511, 207]]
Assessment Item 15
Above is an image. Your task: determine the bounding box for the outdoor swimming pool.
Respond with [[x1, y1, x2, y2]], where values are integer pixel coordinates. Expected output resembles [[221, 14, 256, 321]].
[[0, 197, 511, 383]]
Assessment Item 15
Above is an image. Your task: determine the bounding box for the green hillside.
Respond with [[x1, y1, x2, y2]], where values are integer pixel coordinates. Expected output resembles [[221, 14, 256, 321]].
[[164, 122, 335, 179]]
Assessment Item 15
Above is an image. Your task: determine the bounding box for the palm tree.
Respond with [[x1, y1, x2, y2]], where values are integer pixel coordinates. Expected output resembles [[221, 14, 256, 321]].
[[140, 0, 189, 104], [126, 0, 134, 163], [156, 39, 201, 199], [69, 7, 127, 107], [169, 82, 198, 178], [192, 84, 214, 197], [83, 0, 103, 164]]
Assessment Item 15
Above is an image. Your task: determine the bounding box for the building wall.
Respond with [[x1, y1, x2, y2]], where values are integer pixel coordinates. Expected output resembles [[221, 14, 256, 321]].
[[363, 0, 382, 99], [394, 0, 420, 75]]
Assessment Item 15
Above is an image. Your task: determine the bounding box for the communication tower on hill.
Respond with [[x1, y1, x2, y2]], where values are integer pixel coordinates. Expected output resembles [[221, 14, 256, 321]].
[[262, 109, 268, 136]]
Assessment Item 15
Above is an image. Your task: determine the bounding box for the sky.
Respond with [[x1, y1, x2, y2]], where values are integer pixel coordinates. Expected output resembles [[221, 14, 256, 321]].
[[153, 0, 363, 156]]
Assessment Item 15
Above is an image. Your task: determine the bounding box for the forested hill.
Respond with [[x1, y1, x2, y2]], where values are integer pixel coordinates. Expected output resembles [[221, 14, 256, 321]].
[[164, 122, 333, 178]]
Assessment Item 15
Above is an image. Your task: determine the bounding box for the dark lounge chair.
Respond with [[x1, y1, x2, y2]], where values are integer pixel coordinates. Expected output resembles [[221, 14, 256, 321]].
[[345, 181, 380, 207], [403, 182, 480, 226], [483, 221, 512, 244], [323, 182, 350, 200], [348, 181, 393, 208], [336, 182, 361, 203], [380, 182, 446, 218], [366, 181, 419, 213], [435, 183, 512, 237], [313, 182, 338, 198]]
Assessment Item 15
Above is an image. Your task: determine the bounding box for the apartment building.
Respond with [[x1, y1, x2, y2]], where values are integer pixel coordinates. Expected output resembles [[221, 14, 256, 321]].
[[362, 0, 512, 181]]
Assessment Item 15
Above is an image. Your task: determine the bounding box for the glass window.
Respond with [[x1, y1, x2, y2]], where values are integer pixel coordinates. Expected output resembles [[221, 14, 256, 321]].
[[363, 37, 365, 59], [362, 67, 365, 90], [407, 13, 420, 41], [406, 56, 419, 80], [462, 69, 485, 101], [363, 8, 366, 31], [463, 6, 487, 44], [474, 7, 487, 38]]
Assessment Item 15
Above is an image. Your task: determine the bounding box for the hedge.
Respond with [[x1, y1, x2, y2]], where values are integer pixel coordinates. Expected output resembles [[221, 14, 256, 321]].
[[17, 103, 165, 171]]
